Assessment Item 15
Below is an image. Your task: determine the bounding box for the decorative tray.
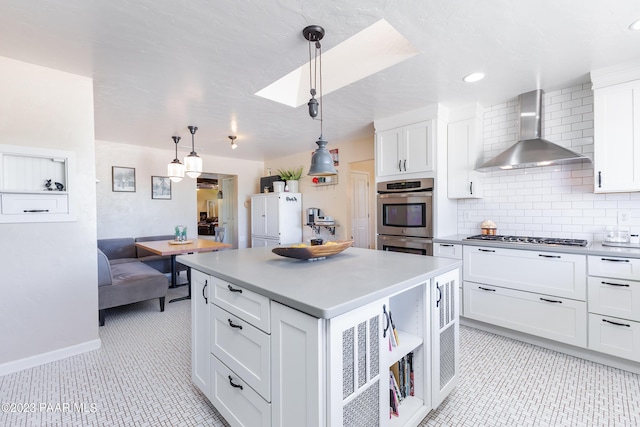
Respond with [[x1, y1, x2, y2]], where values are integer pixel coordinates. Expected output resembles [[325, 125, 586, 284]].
[[272, 240, 353, 261], [168, 240, 194, 245]]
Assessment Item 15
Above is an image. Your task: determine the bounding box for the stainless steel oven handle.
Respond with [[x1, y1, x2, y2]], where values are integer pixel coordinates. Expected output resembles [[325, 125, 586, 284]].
[[377, 191, 433, 199]]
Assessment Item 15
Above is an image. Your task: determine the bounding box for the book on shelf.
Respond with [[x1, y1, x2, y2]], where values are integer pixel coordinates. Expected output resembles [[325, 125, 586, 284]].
[[389, 371, 400, 417]]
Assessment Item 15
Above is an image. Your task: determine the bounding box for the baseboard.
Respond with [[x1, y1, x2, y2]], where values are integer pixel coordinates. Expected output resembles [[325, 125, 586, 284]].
[[0, 339, 102, 376], [461, 317, 640, 375]]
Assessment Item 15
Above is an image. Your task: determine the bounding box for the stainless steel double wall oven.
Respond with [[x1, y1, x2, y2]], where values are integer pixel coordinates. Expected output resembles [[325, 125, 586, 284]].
[[376, 178, 434, 255]]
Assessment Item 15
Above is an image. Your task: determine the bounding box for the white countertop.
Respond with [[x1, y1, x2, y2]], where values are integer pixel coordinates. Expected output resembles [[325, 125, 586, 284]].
[[434, 234, 640, 259], [177, 246, 461, 319]]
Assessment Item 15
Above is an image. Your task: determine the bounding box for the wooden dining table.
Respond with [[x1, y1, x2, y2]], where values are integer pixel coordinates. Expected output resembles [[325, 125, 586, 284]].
[[134, 238, 231, 303]]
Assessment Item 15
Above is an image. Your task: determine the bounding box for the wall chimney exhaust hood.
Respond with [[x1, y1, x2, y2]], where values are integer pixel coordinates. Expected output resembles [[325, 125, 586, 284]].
[[477, 89, 591, 171]]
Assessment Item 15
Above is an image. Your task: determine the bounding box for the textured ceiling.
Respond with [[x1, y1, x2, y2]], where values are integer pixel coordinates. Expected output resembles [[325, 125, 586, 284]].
[[0, 0, 639, 162]]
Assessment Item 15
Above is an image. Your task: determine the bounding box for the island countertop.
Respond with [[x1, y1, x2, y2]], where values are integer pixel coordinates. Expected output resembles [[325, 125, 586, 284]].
[[177, 246, 460, 319]]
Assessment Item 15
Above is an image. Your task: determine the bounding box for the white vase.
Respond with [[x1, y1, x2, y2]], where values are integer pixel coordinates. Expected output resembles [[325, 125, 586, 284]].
[[287, 180, 299, 193]]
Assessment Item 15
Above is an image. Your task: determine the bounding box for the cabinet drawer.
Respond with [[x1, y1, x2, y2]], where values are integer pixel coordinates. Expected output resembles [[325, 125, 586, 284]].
[[588, 255, 640, 281], [463, 245, 587, 300], [211, 276, 270, 333], [588, 314, 640, 362], [210, 356, 270, 427], [1, 192, 68, 214], [433, 243, 462, 260], [211, 305, 271, 401], [463, 281, 587, 347], [588, 276, 640, 322]]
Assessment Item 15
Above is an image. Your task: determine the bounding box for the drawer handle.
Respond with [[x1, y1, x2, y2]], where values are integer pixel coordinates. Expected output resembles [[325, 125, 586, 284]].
[[382, 304, 390, 338], [539, 254, 561, 259], [227, 284, 243, 293], [228, 376, 244, 390], [203, 280, 208, 304], [603, 318, 630, 327], [440, 244, 454, 247], [478, 287, 496, 292], [540, 298, 562, 304], [601, 281, 630, 287], [478, 249, 495, 253], [23, 209, 49, 213], [228, 319, 243, 329], [601, 258, 630, 263]]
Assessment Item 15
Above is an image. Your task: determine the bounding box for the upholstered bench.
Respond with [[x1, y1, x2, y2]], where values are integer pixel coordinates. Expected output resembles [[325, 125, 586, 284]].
[[97, 248, 168, 326]]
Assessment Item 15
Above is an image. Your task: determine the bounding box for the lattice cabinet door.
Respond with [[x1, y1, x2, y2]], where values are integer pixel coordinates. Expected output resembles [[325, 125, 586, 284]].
[[431, 268, 460, 408], [327, 298, 386, 427]]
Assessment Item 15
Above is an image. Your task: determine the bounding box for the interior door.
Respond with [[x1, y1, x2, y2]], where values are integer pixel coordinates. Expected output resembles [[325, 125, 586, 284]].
[[220, 176, 237, 247], [350, 170, 370, 249]]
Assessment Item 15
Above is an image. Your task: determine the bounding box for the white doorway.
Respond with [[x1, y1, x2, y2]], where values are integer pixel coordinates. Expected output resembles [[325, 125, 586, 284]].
[[350, 170, 371, 249], [196, 173, 238, 248]]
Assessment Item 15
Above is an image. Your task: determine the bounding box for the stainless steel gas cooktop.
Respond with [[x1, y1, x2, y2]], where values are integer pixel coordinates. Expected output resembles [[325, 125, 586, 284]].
[[465, 234, 589, 247]]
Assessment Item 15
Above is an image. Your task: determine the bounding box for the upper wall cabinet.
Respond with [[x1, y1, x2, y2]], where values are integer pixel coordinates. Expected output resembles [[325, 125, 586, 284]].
[[592, 63, 640, 193], [0, 144, 75, 223], [447, 104, 484, 199], [376, 121, 433, 177]]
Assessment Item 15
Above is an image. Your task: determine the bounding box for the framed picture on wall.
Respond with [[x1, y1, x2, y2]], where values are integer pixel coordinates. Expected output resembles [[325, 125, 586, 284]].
[[112, 166, 136, 192], [151, 176, 171, 200]]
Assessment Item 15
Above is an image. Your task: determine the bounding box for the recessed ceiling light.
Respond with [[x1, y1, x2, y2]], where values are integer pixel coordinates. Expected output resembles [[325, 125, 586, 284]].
[[255, 19, 419, 107], [630, 18, 640, 31], [463, 72, 485, 83]]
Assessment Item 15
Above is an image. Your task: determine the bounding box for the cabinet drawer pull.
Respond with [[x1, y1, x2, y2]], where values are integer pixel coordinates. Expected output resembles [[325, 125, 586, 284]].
[[23, 209, 49, 213], [598, 171, 602, 188], [398, 160, 402, 172], [382, 304, 390, 338], [601, 258, 630, 263], [601, 281, 630, 287], [469, 181, 473, 195], [478, 287, 496, 292], [603, 318, 630, 327], [538, 254, 561, 259], [228, 319, 243, 329], [439, 244, 454, 247], [228, 375, 244, 390], [203, 280, 208, 304], [227, 284, 243, 293], [540, 298, 562, 304], [403, 159, 407, 171], [478, 249, 495, 253], [436, 283, 442, 307]]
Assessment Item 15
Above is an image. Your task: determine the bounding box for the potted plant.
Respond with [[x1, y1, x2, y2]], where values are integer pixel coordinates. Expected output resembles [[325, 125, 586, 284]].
[[277, 166, 303, 193]]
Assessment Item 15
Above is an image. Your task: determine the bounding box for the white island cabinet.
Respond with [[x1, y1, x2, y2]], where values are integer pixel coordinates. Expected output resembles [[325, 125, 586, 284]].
[[179, 247, 460, 427]]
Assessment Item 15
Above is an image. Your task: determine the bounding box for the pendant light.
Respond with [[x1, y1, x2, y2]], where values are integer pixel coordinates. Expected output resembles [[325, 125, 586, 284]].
[[184, 125, 202, 178], [229, 135, 237, 150], [167, 136, 184, 182], [304, 25, 337, 176]]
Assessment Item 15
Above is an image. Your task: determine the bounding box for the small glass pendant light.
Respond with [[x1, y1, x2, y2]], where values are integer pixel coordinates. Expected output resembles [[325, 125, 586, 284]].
[[167, 136, 184, 182], [184, 125, 202, 178]]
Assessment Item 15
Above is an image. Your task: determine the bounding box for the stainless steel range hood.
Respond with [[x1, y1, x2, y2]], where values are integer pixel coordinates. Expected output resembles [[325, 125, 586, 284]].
[[477, 89, 590, 171]]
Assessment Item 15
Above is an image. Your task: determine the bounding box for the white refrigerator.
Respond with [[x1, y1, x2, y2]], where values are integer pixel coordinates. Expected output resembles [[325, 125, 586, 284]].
[[250, 193, 302, 247]]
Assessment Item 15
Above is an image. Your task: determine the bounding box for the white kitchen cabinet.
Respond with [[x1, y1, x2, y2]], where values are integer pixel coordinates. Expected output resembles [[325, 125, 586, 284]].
[[463, 281, 588, 347], [587, 254, 640, 361], [250, 193, 302, 246], [433, 243, 464, 316], [0, 144, 75, 223], [191, 269, 210, 398], [463, 245, 587, 301], [592, 65, 640, 193], [447, 112, 483, 199], [376, 121, 433, 177]]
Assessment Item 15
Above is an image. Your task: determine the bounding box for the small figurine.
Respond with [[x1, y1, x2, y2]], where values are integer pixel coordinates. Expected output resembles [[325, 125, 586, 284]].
[[55, 182, 65, 191], [45, 179, 53, 191]]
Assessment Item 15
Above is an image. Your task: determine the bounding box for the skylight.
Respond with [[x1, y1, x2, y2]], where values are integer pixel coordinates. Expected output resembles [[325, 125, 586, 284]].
[[255, 19, 419, 107]]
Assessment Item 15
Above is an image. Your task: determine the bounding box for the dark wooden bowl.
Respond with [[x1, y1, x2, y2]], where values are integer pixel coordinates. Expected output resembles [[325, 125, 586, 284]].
[[272, 240, 354, 261]]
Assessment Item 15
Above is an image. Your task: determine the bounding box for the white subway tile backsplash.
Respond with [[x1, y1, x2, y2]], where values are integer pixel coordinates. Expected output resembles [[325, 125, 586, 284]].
[[458, 85, 639, 242]]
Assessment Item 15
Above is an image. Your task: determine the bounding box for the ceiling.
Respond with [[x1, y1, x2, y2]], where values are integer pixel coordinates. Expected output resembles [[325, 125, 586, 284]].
[[1, 1, 639, 162]]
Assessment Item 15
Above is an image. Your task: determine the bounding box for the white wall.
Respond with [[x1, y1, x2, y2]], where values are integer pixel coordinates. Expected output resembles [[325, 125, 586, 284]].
[[265, 135, 375, 243], [0, 57, 99, 373], [458, 83, 640, 241], [96, 140, 264, 248]]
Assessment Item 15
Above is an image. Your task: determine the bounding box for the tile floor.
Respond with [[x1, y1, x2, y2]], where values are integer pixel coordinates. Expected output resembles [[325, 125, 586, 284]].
[[1, 286, 639, 427]]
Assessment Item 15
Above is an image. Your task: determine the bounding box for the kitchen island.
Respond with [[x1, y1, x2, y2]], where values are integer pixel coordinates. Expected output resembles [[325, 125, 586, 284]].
[[177, 246, 461, 427]]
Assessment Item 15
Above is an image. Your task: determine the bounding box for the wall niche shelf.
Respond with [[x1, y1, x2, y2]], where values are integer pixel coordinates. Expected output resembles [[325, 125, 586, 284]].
[[0, 144, 75, 223]]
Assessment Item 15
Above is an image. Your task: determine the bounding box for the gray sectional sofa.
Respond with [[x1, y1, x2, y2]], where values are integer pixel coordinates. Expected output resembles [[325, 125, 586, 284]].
[[96, 235, 187, 326]]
